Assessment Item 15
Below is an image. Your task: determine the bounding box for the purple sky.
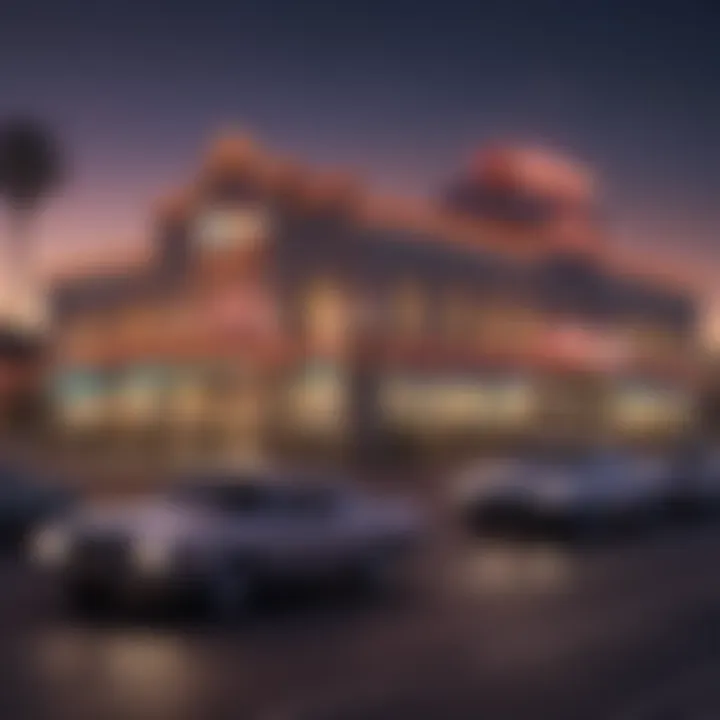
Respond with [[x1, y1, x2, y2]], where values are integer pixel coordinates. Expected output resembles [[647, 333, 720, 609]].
[[1, 0, 719, 294]]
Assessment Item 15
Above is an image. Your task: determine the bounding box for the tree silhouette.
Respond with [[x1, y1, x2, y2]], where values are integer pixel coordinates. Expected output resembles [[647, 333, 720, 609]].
[[0, 117, 63, 285]]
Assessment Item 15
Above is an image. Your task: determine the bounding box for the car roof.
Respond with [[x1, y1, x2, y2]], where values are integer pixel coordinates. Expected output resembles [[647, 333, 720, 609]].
[[171, 467, 349, 493]]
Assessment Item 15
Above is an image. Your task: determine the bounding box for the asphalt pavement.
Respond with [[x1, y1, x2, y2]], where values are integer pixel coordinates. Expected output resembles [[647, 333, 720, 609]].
[[3, 522, 720, 720]]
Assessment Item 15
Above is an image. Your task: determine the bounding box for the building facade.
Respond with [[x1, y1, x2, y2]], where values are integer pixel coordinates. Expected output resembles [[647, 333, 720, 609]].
[[50, 135, 699, 468], [0, 327, 46, 441]]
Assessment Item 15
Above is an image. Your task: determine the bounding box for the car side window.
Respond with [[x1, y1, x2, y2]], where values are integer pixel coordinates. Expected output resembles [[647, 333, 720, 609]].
[[174, 481, 280, 515], [284, 487, 338, 520], [222, 486, 278, 514]]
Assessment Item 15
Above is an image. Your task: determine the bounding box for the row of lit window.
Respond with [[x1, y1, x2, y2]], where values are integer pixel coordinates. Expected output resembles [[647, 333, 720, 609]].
[[59, 279, 689, 362], [54, 368, 691, 439], [299, 279, 688, 358]]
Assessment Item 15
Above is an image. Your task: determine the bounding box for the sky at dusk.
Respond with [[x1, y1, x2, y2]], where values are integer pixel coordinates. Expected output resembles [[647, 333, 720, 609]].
[[1, 0, 719, 291]]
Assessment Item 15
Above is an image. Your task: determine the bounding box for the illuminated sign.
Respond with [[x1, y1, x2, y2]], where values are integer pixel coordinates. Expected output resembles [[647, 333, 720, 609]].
[[194, 205, 272, 251]]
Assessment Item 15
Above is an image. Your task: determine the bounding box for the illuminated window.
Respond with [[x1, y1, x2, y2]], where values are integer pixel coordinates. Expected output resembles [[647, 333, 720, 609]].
[[610, 384, 692, 433], [490, 377, 536, 425], [302, 278, 348, 353], [53, 371, 107, 429], [286, 364, 348, 435], [379, 375, 535, 432], [379, 378, 427, 429], [430, 382, 494, 429], [170, 372, 209, 424], [113, 367, 165, 426], [194, 205, 271, 251]]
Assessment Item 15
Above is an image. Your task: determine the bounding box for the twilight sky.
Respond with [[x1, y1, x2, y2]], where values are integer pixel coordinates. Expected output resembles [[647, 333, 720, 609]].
[[1, 0, 719, 289]]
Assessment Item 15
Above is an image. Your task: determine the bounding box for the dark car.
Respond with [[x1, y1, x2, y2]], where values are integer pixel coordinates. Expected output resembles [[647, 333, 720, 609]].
[[30, 468, 424, 618], [0, 463, 75, 547], [454, 452, 670, 540], [666, 448, 720, 516]]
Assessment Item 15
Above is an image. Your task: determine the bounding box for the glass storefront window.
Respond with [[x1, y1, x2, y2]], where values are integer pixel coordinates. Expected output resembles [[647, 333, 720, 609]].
[[52, 369, 109, 429], [490, 376, 537, 425], [379, 374, 535, 433], [285, 363, 348, 436], [302, 279, 349, 354], [168, 369, 207, 424], [113, 365, 166, 427], [610, 381, 693, 433]]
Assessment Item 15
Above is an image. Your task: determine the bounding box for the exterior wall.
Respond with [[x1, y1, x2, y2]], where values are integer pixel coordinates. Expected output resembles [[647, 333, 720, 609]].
[[0, 330, 46, 441], [48, 142, 700, 469]]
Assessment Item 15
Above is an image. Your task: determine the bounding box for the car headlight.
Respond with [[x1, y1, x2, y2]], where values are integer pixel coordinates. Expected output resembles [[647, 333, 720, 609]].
[[132, 537, 174, 573], [31, 526, 70, 567]]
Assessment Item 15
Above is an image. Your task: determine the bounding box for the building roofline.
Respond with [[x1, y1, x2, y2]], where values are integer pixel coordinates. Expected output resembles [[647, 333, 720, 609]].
[[57, 131, 697, 302]]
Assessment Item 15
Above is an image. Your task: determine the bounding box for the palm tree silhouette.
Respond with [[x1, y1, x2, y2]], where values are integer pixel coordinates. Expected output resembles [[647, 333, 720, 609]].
[[0, 117, 62, 323]]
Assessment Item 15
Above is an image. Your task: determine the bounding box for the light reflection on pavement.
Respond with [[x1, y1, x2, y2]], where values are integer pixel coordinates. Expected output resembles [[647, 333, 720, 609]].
[[30, 630, 201, 719], [5, 525, 720, 719], [457, 542, 578, 595], [612, 663, 720, 720]]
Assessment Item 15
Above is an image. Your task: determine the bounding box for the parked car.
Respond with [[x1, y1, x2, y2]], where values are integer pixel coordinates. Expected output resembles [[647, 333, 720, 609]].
[[453, 458, 534, 527], [30, 470, 425, 618], [455, 452, 670, 539], [0, 463, 74, 547]]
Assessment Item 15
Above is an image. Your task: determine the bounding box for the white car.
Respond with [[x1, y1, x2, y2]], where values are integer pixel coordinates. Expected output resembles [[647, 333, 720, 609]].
[[455, 453, 669, 538], [30, 471, 424, 617]]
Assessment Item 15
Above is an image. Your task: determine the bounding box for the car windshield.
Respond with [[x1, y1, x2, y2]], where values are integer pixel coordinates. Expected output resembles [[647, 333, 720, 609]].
[[168, 474, 342, 516], [169, 476, 284, 514], [459, 459, 526, 484]]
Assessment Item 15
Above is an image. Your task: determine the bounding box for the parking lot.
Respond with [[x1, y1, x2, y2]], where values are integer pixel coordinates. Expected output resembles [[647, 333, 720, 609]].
[[4, 516, 720, 720]]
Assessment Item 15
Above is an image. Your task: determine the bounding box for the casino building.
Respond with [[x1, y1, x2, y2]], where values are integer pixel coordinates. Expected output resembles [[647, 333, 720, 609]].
[[49, 134, 699, 468]]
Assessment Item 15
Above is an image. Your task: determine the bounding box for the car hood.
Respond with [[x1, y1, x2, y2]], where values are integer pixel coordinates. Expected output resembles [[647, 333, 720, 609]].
[[454, 462, 530, 502], [72, 500, 211, 539]]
